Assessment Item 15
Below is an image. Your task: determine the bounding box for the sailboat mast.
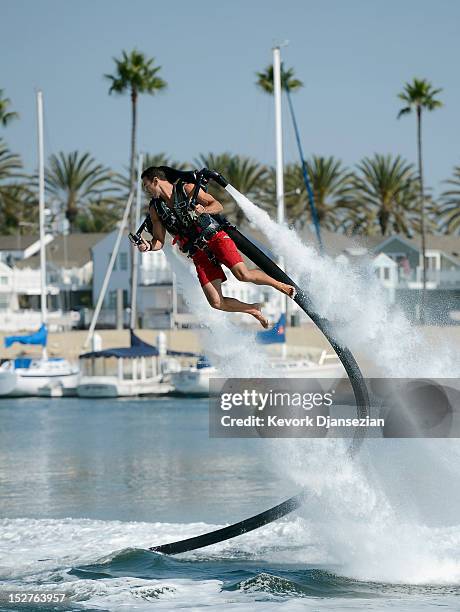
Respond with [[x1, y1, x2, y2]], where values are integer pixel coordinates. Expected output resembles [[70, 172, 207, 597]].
[[273, 46, 288, 348], [273, 46, 285, 225], [37, 92, 48, 348]]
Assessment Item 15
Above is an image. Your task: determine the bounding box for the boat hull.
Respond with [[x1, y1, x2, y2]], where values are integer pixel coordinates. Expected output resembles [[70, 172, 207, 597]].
[[76, 375, 173, 398], [0, 368, 79, 398]]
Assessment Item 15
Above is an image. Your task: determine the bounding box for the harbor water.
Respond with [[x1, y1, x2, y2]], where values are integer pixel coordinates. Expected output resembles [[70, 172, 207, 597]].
[[1, 396, 460, 610]]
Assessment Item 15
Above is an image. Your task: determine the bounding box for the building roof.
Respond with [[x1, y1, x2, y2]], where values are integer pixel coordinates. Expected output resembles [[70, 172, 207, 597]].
[[15, 233, 106, 269], [0, 235, 40, 251], [376, 234, 460, 263]]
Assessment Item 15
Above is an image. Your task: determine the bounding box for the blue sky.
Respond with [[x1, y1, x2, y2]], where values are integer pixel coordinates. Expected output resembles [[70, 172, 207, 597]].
[[1, 0, 459, 195]]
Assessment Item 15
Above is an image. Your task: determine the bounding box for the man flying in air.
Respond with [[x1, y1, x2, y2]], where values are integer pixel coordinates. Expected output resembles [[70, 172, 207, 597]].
[[135, 166, 295, 328]]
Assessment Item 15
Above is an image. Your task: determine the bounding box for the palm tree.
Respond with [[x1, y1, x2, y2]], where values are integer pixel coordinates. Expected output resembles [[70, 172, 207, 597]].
[[195, 153, 269, 225], [45, 151, 117, 231], [0, 139, 26, 233], [255, 65, 303, 93], [439, 166, 460, 234], [397, 78, 443, 321], [105, 50, 166, 197], [0, 184, 38, 235], [0, 89, 18, 127], [261, 157, 354, 231], [0, 139, 22, 180], [349, 154, 419, 237], [105, 49, 167, 301], [303, 156, 354, 229], [75, 198, 123, 233]]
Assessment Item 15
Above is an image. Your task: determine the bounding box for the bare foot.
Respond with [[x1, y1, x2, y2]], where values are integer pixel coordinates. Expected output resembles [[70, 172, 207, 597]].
[[250, 306, 269, 328], [278, 283, 297, 299]]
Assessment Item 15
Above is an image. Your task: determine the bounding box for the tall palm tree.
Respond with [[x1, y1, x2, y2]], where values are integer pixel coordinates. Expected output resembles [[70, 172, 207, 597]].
[[255, 65, 303, 94], [45, 151, 117, 231], [0, 89, 18, 127], [349, 154, 419, 237], [397, 78, 443, 321], [439, 166, 460, 235], [105, 49, 167, 301], [105, 50, 166, 199], [195, 153, 269, 225]]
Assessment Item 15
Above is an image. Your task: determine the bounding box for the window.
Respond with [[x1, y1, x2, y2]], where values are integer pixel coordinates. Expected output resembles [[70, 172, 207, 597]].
[[0, 294, 9, 310], [0, 276, 8, 285], [383, 267, 390, 280], [119, 252, 128, 271], [108, 289, 128, 309]]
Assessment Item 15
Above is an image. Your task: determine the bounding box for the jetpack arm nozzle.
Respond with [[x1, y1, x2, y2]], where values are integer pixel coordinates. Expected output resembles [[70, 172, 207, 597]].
[[198, 168, 228, 188]]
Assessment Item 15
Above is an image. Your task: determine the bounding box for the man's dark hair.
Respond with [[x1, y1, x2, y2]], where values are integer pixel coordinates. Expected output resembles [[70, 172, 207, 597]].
[[141, 165, 197, 185], [141, 166, 169, 182]]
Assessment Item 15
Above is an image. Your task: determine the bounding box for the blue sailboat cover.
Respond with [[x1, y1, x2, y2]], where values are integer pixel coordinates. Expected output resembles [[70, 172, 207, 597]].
[[4, 324, 48, 348], [256, 314, 286, 344]]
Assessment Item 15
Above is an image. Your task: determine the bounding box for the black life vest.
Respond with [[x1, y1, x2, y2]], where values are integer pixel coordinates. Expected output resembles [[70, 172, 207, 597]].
[[151, 180, 228, 258]]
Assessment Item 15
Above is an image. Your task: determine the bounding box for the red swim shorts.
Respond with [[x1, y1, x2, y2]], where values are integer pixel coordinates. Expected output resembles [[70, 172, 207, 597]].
[[192, 230, 243, 286]]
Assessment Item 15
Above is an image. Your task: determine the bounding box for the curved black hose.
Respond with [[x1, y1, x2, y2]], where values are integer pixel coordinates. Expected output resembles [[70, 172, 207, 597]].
[[149, 227, 369, 555]]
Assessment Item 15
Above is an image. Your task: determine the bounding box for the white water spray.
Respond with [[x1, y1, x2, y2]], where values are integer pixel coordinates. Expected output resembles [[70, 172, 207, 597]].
[[225, 184, 459, 379], [221, 184, 460, 584]]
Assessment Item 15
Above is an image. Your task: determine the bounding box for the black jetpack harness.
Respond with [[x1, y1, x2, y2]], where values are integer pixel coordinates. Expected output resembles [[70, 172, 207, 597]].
[[129, 167, 233, 266]]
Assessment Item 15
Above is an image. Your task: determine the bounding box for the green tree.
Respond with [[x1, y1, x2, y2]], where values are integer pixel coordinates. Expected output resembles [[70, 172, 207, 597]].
[[261, 157, 354, 230], [105, 50, 166, 199], [397, 78, 443, 321], [75, 198, 122, 233], [195, 153, 269, 225], [439, 166, 460, 234], [349, 154, 419, 237], [0, 89, 18, 127], [0, 184, 38, 235], [0, 139, 22, 180], [105, 49, 167, 301], [255, 65, 303, 94], [45, 151, 117, 232], [0, 139, 29, 233], [256, 63, 311, 227]]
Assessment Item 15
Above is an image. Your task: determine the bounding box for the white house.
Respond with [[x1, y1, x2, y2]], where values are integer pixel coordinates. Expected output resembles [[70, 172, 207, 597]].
[[374, 234, 460, 322], [0, 260, 14, 312], [0, 233, 104, 331], [15, 233, 103, 311], [372, 253, 398, 304]]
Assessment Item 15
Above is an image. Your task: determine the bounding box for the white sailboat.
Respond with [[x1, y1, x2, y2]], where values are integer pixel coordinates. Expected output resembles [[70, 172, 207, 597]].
[[0, 91, 79, 398]]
